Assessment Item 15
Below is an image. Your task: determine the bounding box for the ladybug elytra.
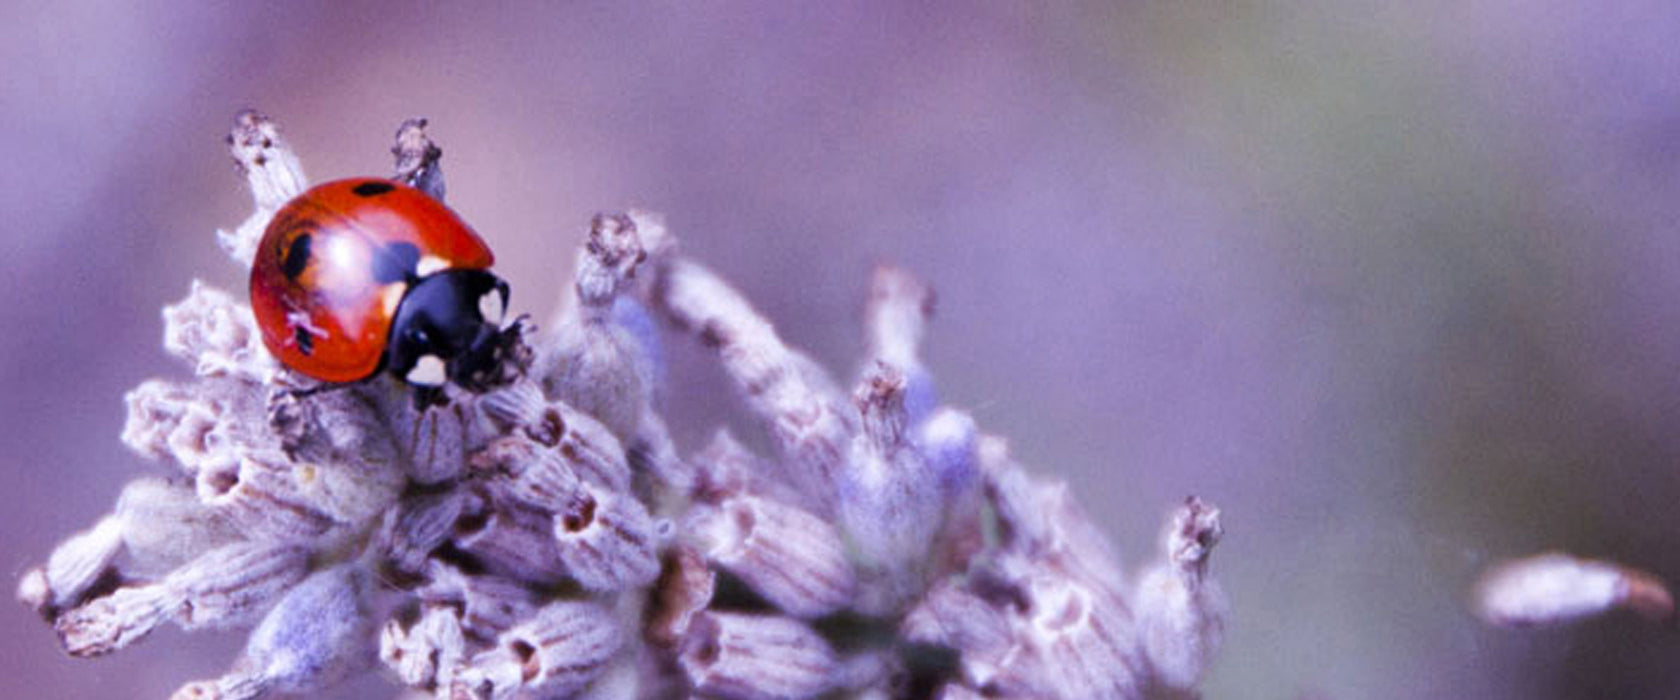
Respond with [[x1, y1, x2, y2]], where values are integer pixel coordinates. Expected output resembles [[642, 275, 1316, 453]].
[[250, 177, 513, 401]]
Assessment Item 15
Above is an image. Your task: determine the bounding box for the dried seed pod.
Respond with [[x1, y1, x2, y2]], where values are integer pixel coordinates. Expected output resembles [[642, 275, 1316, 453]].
[[690, 429, 804, 507], [688, 494, 855, 618], [678, 611, 838, 700], [556, 404, 634, 492], [375, 389, 472, 484], [552, 488, 660, 592], [55, 542, 310, 657], [478, 379, 549, 435], [982, 444, 1125, 592]]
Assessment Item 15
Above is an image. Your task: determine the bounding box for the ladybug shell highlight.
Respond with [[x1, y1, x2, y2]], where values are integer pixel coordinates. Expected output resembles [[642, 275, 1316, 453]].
[[250, 177, 494, 384]]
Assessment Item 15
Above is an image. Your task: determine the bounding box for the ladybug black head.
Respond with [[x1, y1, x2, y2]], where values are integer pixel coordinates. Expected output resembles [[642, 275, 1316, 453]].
[[383, 268, 514, 403]]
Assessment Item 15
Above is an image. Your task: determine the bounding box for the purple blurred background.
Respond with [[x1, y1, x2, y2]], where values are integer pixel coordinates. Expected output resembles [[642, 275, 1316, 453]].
[[8, 2, 1680, 697]]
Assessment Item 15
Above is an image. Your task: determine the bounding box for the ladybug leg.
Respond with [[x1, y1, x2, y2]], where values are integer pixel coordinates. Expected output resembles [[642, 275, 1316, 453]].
[[410, 383, 449, 410]]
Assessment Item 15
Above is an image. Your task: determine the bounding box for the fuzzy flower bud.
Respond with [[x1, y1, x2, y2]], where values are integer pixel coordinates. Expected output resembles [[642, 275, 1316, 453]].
[[1475, 551, 1676, 627], [55, 542, 310, 657], [453, 599, 622, 699], [1135, 497, 1227, 692], [552, 488, 661, 592], [863, 264, 937, 423], [688, 493, 856, 618], [678, 612, 838, 700], [174, 565, 369, 700], [841, 364, 943, 614]]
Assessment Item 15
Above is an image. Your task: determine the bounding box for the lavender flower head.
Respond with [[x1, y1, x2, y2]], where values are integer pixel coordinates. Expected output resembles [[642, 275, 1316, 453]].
[[18, 112, 1228, 700]]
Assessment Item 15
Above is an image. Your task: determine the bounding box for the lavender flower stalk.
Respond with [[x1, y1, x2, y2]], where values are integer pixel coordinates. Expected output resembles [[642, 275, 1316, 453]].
[[19, 111, 1229, 699]]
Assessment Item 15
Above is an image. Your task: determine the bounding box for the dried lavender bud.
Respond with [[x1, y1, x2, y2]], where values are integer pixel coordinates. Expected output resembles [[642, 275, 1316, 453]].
[[450, 490, 571, 585], [989, 573, 1146, 700], [418, 561, 538, 639], [1475, 551, 1676, 627], [688, 493, 856, 619], [841, 364, 943, 614], [121, 378, 259, 475], [377, 491, 465, 584], [982, 440, 1126, 593], [915, 409, 984, 571], [646, 255, 855, 511], [472, 433, 584, 512], [538, 213, 654, 446], [1135, 497, 1227, 692], [477, 380, 551, 439], [202, 452, 342, 544], [454, 599, 622, 699], [900, 577, 1015, 685], [219, 110, 306, 265], [689, 429, 804, 507], [162, 281, 275, 383], [23, 515, 123, 614], [113, 477, 238, 579], [552, 487, 661, 592], [863, 264, 936, 424], [232, 565, 370, 695], [381, 603, 468, 691], [376, 388, 473, 484], [479, 392, 635, 493], [914, 407, 978, 503], [391, 117, 445, 200], [56, 542, 310, 657], [647, 545, 715, 648], [678, 611, 838, 700]]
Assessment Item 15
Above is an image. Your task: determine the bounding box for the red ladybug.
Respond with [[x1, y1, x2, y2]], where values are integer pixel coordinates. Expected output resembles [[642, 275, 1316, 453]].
[[250, 177, 512, 401]]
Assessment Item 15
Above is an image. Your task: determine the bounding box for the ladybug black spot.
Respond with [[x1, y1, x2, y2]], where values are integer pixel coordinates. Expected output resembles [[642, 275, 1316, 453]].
[[282, 234, 312, 280], [352, 181, 396, 197], [294, 326, 315, 356]]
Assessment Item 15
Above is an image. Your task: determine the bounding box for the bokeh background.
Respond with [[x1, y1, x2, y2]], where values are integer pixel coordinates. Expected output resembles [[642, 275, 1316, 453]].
[[7, 2, 1680, 698]]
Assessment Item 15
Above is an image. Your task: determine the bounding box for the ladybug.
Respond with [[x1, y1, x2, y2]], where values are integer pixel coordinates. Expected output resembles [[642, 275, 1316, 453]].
[[250, 177, 514, 403]]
